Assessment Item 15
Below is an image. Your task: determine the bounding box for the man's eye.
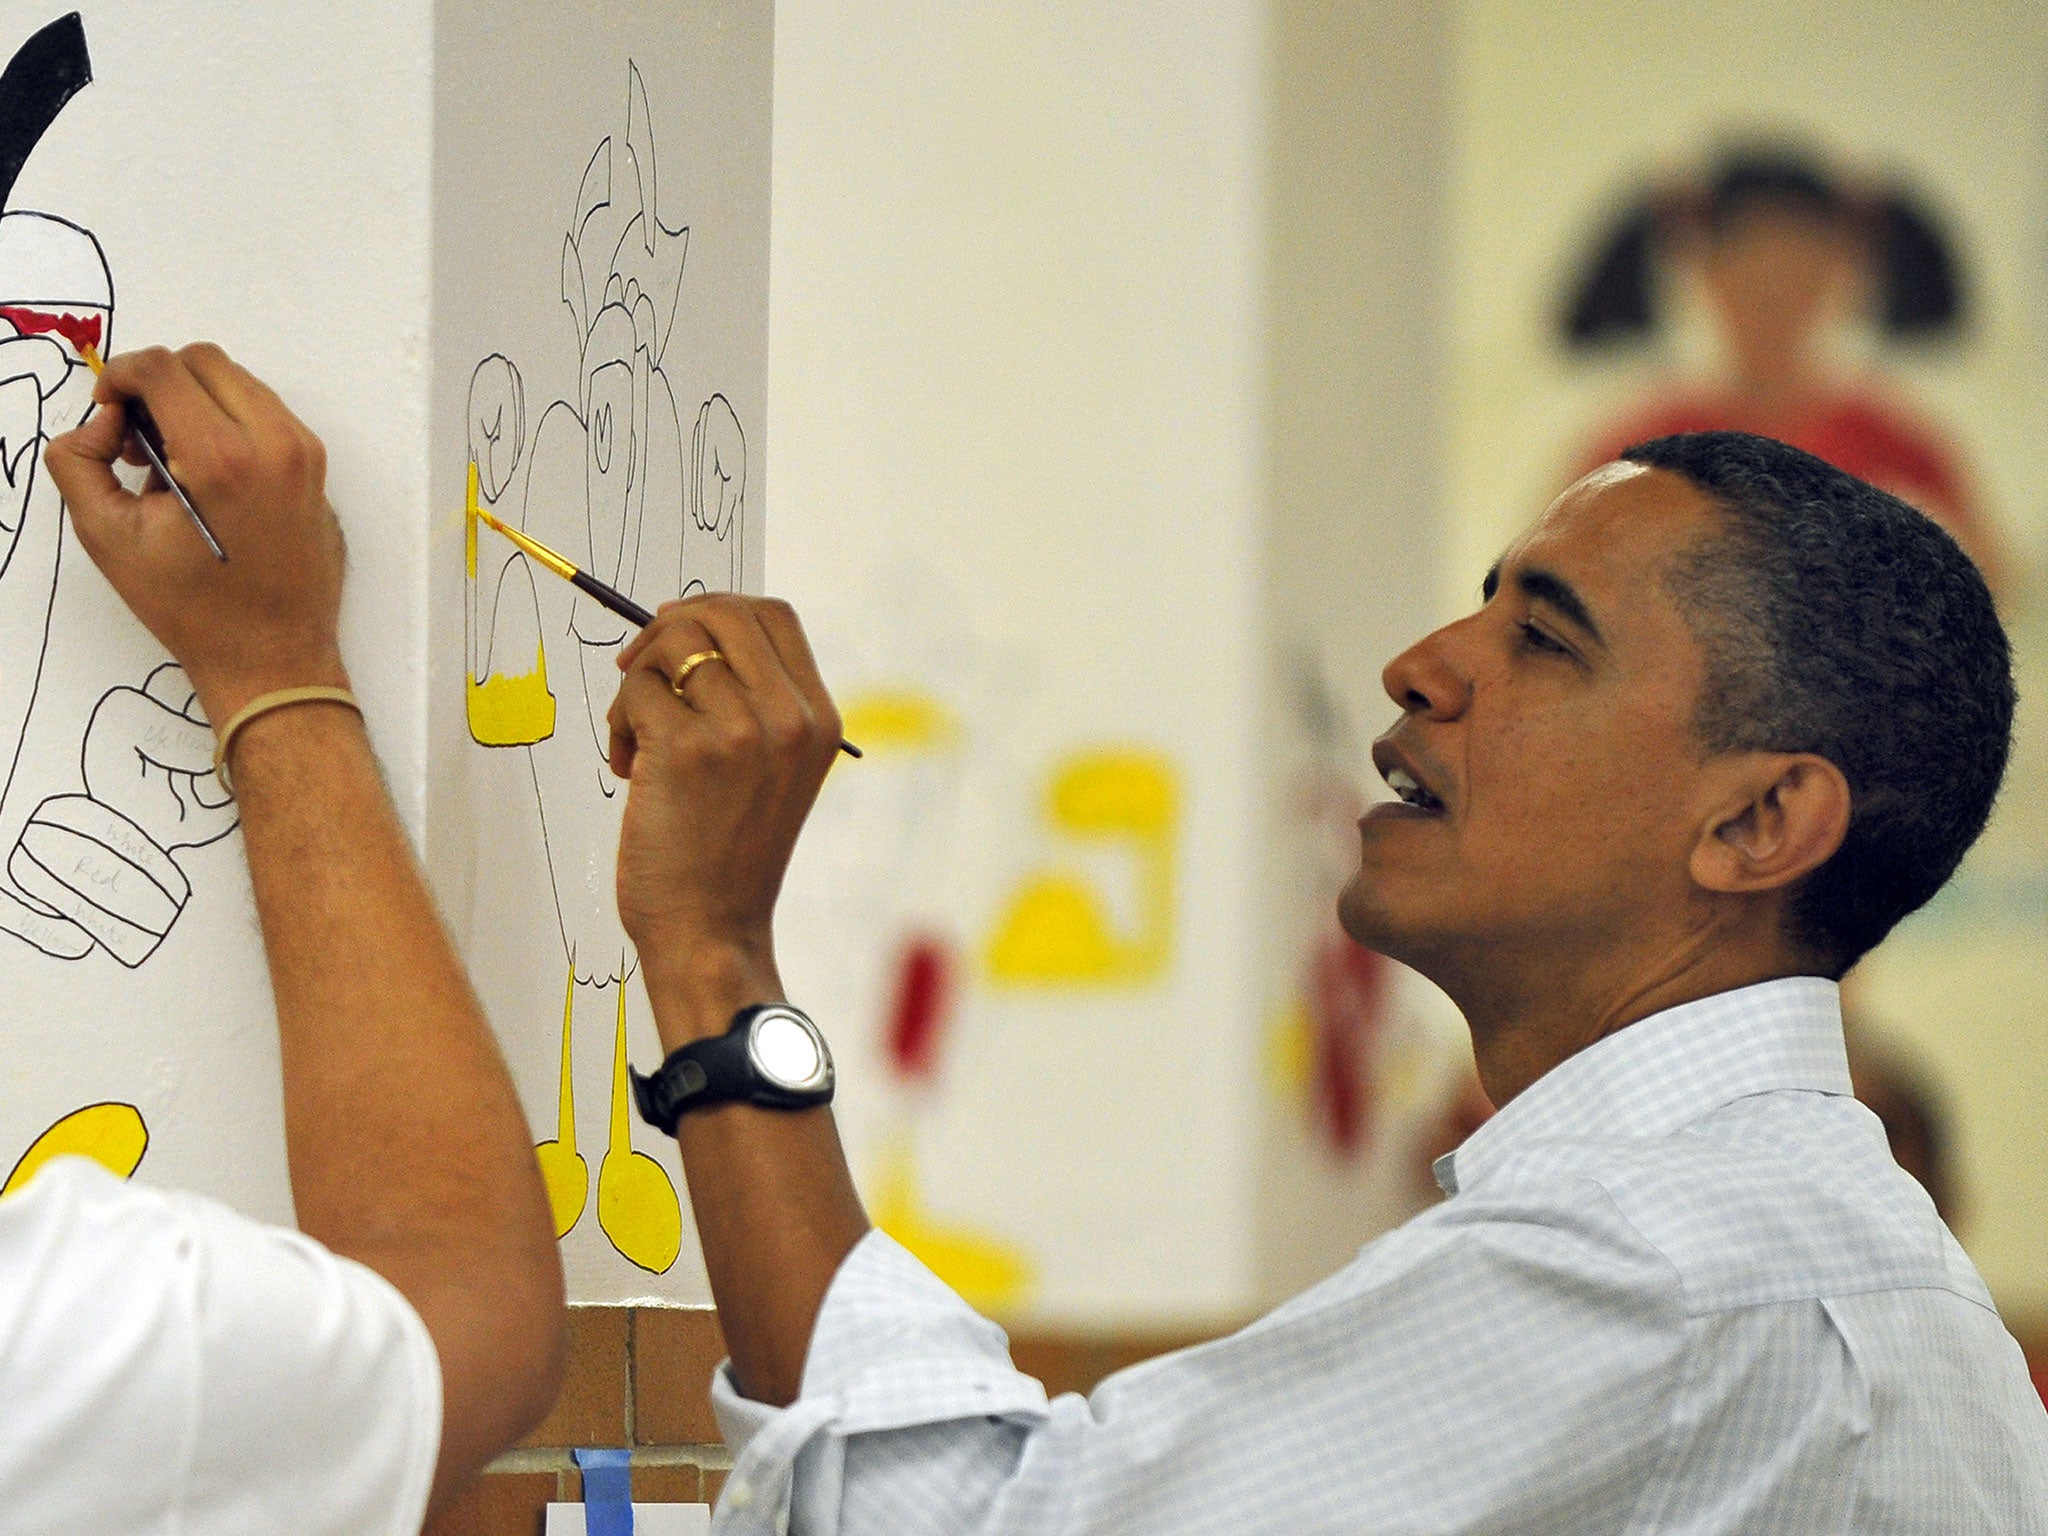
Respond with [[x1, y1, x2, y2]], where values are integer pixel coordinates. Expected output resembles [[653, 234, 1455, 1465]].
[[1518, 622, 1570, 656]]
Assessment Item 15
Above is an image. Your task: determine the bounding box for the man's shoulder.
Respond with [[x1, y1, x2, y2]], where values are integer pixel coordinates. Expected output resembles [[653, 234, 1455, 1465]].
[[0, 1154, 191, 1285], [1477, 1089, 1984, 1317], [0, 1156, 440, 1535]]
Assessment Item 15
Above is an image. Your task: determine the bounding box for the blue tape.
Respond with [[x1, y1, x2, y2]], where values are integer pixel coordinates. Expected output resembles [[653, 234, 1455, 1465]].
[[573, 1447, 634, 1536]]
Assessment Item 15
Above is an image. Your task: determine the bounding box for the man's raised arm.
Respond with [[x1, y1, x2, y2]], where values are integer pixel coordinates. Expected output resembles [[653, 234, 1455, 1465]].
[[45, 343, 566, 1512], [605, 595, 870, 1405]]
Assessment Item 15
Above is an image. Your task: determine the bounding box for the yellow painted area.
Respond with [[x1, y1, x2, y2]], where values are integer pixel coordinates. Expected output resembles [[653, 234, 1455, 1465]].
[[465, 457, 556, 746], [597, 985, 681, 1273], [839, 689, 961, 754], [1050, 751, 1177, 836], [534, 965, 589, 1238], [3, 1102, 149, 1198], [1265, 995, 1315, 1101], [871, 1139, 1032, 1312], [465, 460, 479, 578], [467, 654, 556, 746], [987, 750, 1179, 986]]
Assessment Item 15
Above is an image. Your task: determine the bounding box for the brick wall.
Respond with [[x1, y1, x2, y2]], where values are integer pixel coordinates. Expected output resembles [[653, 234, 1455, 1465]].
[[425, 1307, 732, 1535]]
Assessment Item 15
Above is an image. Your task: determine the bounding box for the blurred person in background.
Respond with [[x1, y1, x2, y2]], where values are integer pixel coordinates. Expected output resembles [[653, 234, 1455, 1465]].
[[1562, 141, 2010, 600]]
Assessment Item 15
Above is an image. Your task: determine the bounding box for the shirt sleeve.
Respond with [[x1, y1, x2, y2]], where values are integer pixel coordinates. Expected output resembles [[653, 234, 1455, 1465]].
[[0, 1157, 441, 1536], [708, 1182, 1689, 1536]]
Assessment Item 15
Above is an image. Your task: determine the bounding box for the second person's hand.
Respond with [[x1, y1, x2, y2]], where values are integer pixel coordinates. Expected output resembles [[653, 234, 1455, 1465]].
[[607, 593, 842, 1048]]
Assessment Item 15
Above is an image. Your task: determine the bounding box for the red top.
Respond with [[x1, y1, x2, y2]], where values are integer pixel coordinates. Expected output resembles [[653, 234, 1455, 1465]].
[[1586, 384, 1982, 556]]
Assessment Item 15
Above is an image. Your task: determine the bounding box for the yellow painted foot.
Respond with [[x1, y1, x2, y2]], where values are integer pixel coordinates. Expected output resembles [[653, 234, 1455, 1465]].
[[536, 964, 588, 1236], [596, 984, 681, 1273], [3, 1102, 149, 1198], [536, 1141, 589, 1238], [597, 1150, 682, 1274]]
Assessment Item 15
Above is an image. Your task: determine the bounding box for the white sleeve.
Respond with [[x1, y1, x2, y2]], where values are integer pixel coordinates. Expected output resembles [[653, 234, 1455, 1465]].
[[0, 1157, 441, 1536], [707, 1193, 1688, 1536]]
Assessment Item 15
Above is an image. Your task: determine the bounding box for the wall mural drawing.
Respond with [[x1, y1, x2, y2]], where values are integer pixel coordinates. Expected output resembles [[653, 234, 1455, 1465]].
[[985, 748, 1179, 987], [825, 686, 1032, 1309], [3, 1098, 146, 1196], [0, 14, 239, 1198], [463, 62, 744, 1273]]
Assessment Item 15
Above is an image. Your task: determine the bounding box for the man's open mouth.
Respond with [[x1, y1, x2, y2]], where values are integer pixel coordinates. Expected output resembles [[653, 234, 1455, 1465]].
[[1383, 765, 1445, 814]]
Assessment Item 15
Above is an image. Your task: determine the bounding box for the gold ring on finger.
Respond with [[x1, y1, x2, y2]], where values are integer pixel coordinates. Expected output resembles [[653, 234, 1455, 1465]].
[[670, 648, 725, 698]]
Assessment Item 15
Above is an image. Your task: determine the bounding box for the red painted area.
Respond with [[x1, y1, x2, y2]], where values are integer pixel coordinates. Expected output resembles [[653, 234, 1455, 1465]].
[[0, 306, 101, 355], [885, 934, 953, 1082], [1311, 935, 1389, 1157]]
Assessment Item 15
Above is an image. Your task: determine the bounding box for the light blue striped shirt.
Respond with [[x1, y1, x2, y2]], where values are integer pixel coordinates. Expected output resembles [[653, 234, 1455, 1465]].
[[712, 977, 2048, 1532]]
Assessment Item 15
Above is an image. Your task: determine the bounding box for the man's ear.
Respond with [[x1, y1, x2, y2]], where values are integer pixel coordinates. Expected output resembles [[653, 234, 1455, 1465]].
[[1690, 753, 1852, 896]]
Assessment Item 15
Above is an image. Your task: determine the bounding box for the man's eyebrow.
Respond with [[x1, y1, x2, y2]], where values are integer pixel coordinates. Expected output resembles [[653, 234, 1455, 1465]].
[[1482, 560, 1607, 648]]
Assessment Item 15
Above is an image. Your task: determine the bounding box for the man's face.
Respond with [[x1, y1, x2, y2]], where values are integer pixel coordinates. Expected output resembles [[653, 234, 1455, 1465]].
[[1339, 464, 1724, 979], [1699, 203, 1855, 379]]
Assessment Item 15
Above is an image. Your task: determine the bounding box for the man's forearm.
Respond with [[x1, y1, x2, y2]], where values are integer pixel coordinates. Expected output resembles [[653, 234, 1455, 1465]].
[[43, 341, 567, 1511], [645, 950, 869, 1406], [229, 697, 564, 1487]]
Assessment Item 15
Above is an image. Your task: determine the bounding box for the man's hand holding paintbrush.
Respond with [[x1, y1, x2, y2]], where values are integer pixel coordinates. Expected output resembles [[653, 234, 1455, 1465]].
[[44, 343, 350, 731]]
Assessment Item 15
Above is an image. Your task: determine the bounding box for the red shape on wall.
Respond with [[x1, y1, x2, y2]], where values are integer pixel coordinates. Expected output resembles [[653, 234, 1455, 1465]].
[[0, 304, 101, 354], [885, 933, 953, 1083], [1311, 935, 1389, 1157]]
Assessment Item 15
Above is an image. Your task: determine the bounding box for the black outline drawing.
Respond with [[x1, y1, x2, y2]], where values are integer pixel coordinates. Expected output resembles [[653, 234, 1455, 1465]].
[[0, 14, 240, 967], [463, 62, 750, 1273]]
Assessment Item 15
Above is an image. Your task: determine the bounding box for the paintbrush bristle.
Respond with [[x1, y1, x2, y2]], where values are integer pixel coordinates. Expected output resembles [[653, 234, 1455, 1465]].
[[473, 502, 578, 581]]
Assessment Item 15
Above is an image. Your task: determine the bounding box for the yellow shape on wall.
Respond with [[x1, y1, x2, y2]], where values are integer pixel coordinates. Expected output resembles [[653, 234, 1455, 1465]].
[[871, 1139, 1032, 1312], [465, 458, 556, 746], [1265, 995, 1315, 1100], [596, 985, 682, 1274], [467, 651, 556, 746], [3, 1101, 149, 1198], [987, 749, 1179, 986], [534, 965, 590, 1238], [839, 689, 961, 755]]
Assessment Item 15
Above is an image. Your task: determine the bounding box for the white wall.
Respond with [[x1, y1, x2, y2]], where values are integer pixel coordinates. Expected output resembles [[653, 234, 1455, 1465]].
[[0, 0, 431, 1226], [1253, 0, 1459, 1306], [767, 1, 1273, 1322]]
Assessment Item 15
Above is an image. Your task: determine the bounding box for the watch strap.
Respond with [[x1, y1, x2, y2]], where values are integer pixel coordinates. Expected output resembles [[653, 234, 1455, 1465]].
[[631, 1004, 832, 1134]]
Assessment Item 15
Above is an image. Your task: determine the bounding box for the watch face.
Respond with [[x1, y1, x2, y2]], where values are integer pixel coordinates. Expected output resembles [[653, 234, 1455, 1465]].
[[750, 1010, 829, 1090]]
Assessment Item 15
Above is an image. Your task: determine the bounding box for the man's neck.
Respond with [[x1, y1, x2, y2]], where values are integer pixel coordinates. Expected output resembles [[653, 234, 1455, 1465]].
[[1433, 929, 1824, 1108]]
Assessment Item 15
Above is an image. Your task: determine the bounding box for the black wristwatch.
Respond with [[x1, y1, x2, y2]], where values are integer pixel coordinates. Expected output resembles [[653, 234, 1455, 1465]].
[[630, 1003, 835, 1134]]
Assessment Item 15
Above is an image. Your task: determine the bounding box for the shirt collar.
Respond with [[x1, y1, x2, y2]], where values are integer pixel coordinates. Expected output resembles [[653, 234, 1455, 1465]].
[[1435, 975, 1851, 1197]]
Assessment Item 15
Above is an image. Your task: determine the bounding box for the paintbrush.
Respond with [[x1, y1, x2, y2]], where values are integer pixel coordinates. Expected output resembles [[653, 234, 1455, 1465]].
[[78, 344, 229, 561], [472, 500, 861, 759]]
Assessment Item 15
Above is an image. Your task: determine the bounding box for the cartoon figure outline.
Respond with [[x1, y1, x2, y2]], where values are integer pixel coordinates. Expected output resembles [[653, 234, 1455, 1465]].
[[464, 61, 747, 1273], [0, 15, 238, 972]]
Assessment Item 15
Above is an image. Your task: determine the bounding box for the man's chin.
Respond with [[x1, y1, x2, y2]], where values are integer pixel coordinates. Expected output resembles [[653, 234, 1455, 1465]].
[[1336, 872, 1417, 964]]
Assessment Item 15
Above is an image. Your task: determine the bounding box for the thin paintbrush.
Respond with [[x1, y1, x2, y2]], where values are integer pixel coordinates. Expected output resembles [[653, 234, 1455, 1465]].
[[472, 501, 861, 759], [79, 343, 229, 561]]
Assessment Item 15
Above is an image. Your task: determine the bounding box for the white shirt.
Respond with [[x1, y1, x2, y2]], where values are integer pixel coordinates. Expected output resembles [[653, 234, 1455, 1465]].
[[712, 977, 2048, 1534], [0, 1157, 441, 1535]]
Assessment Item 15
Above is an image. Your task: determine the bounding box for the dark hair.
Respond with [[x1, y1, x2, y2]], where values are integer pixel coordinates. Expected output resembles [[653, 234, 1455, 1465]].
[[1621, 431, 2013, 974], [1561, 144, 1963, 348]]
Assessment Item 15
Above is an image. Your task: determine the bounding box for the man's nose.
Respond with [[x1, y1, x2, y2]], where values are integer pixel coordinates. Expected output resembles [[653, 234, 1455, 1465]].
[[1381, 622, 1473, 721]]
